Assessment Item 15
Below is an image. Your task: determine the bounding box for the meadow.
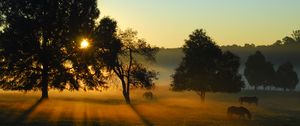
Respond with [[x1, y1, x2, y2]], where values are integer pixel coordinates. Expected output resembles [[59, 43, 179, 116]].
[[0, 86, 299, 126]]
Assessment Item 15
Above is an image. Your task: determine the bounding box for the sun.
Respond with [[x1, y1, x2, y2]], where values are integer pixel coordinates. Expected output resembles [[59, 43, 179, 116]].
[[80, 39, 89, 49]]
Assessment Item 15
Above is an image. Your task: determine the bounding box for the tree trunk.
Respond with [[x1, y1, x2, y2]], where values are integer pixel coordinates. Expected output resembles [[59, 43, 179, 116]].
[[123, 91, 131, 104], [254, 86, 257, 91], [41, 63, 49, 99], [125, 83, 130, 104], [113, 49, 133, 104], [200, 91, 205, 102], [124, 49, 133, 104], [196, 91, 206, 102], [121, 79, 131, 104], [40, 34, 49, 99]]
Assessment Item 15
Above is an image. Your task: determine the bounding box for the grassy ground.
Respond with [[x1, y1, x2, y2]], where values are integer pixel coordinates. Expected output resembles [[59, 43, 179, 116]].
[[0, 86, 299, 126]]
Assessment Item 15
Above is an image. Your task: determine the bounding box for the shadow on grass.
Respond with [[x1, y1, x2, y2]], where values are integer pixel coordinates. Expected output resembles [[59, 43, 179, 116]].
[[55, 97, 125, 105], [12, 98, 44, 126], [129, 104, 154, 126]]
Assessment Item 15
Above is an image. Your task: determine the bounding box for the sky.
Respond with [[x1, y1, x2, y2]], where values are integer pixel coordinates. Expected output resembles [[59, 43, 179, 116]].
[[97, 0, 300, 48]]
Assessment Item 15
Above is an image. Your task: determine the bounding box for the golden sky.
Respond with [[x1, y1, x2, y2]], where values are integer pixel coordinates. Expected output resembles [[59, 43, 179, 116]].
[[98, 0, 300, 48]]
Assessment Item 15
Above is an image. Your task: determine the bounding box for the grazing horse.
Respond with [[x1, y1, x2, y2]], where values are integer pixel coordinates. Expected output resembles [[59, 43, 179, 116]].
[[239, 96, 258, 105], [143, 91, 154, 100], [227, 106, 252, 120]]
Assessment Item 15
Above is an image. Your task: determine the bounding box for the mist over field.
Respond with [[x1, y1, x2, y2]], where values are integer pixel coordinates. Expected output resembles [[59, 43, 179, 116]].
[[1, 87, 300, 126], [1, 44, 300, 126], [152, 45, 300, 90]]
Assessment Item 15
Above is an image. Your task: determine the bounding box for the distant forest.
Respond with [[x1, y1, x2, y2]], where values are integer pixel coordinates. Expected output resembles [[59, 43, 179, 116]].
[[156, 43, 300, 69], [154, 31, 300, 90]]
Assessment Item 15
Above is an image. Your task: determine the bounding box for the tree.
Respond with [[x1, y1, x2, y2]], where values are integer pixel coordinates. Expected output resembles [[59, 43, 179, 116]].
[[273, 30, 300, 46], [261, 62, 276, 90], [291, 30, 300, 43], [282, 36, 296, 45], [93, 18, 158, 104], [214, 51, 245, 93], [271, 40, 283, 46], [275, 62, 299, 91], [0, 0, 104, 99], [171, 29, 244, 102], [244, 43, 255, 48], [244, 51, 275, 90]]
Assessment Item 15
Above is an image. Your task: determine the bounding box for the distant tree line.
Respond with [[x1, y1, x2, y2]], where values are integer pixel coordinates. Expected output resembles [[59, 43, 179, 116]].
[[272, 30, 300, 47], [241, 30, 300, 91], [223, 30, 300, 48], [244, 51, 299, 91]]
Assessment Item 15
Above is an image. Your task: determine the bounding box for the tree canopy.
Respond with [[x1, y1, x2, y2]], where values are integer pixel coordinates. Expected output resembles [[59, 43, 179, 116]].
[[171, 29, 244, 101], [93, 18, 158, 104], [272, 30, 300, 46], [0, 0, 104, 99], [244, 51, 276, 90], [275, 62, 299, 91]]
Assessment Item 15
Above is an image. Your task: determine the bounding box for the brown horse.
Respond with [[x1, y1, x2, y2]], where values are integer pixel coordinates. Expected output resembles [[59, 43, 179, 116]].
[[227, 106, 252, 120], [239, 96, 258, 105]]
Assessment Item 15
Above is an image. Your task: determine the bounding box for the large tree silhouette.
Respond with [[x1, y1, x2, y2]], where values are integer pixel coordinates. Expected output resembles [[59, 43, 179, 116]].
[[275, 62, 299, 91], [171, 29, 244, 101], [0, 0, 103, 99], [244, 51, 275, 90], [93, 18, 158, 104]]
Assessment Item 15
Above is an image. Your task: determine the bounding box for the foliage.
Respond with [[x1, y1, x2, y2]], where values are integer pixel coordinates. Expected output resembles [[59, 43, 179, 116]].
[[244, 51, 276, 90], [0, 0, 104, 98], [214, 51, 244, 92], [171, 29, 244, 101], [275, 62, 299, 91], [94, 18, 158, 103], [272, 30, 300, 46]]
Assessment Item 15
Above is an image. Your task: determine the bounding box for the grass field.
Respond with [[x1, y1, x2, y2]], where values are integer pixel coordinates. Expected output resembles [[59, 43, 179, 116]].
[[0, 86, 299, 126]]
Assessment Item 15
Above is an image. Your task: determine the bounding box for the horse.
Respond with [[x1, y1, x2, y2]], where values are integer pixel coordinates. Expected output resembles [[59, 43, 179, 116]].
[[227, 106, 252, 120], [143, 91, 154, 100], [239, 96, 258, 105]]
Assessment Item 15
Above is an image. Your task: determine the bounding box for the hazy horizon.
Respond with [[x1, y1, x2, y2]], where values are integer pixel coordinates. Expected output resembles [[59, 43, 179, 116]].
[[98, 0, 300, 48]]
